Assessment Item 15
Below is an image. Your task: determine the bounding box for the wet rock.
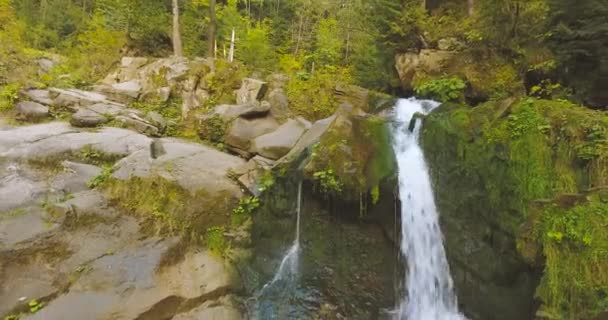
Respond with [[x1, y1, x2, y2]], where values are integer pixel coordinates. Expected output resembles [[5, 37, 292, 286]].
[[251, 118, 308, 160], [225, 117, 279, 151], [70, 109, 108, 127], [14, 101, 49, 122], [236, 78, 268, 104]]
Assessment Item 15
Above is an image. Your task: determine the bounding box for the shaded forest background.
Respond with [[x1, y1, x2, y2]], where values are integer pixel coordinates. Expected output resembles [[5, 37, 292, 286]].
[[0, 0, 606, 107]]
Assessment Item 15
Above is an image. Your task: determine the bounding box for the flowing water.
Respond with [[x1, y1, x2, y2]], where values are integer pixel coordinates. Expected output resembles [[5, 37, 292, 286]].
[[250, 181, 303, 319], [392, 98, 465, 320]]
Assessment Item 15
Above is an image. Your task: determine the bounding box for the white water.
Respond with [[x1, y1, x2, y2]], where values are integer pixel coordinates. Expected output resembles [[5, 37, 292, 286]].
[[255, 181, 302, 298], [392, 98, 465, 320]]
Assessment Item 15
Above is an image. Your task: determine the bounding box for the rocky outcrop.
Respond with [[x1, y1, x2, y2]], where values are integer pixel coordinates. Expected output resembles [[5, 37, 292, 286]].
[[236, 78, 268, 105], [70, 109, 109, 127], [0, 122, 248, 320], [250, 118, 308, 160], [420, 99, 608, 320]]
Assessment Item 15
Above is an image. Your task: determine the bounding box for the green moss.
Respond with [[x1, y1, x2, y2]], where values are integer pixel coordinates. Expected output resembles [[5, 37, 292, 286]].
[[522, 195, 608, 318], [205, 226, 227, 256], [422, 97, 608, 318], [102, 176, 238, 241]]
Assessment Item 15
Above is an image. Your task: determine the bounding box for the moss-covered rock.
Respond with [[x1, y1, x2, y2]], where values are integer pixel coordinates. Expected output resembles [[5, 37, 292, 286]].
[[303, 106, 396, 205], [421, 98, 608, 319]]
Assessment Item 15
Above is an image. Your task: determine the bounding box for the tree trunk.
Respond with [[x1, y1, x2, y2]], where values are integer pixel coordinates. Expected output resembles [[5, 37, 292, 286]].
[[467, 0, 474, 16], [229, 29, 235, 62], [207, 0, 217, 58], [172, 0, 183, 57]]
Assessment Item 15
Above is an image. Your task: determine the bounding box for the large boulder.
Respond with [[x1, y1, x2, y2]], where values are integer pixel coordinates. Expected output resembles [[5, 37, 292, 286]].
[[14, 101, 49, 122], [50, 88, 116, 110], [209, 102, 271, 122], [224, 117, 279, 151], [250, 119, 309, 160], [236, 78, 268, 104], [265, 88, 291, 120]]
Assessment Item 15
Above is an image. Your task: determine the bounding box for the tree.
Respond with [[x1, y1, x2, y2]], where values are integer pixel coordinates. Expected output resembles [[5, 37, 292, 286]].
[[208, 0, 216, 58], [172, 0, 184, 56]]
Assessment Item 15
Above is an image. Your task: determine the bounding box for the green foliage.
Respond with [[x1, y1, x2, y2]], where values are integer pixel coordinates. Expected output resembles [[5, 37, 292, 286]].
[[238, 21, 277, 71], [285, 64, 352, 120], [314, 18, 342, 67], [3, 314, 19, 320], [205, 226, 226, 255], [198, 114, 226, 144], [0, 83, 20, 111], [414, 77, 466, 102], [28, 299, 44, 313], [232, 196, 259, 225], [422, 98, 608, 319], [370, 185, 380, 205], [313, 169, 343, 194], [257, 171, 275, 193], [87, 165, 114, 189]]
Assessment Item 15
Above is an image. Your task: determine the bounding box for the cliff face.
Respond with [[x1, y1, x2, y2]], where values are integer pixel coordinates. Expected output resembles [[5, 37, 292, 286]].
[[421, 98, 608, 319]]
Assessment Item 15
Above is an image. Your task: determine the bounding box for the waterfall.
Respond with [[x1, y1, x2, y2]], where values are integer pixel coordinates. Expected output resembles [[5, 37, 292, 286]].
[[250, 181, 302, 318], [392, 98, 465, 320]]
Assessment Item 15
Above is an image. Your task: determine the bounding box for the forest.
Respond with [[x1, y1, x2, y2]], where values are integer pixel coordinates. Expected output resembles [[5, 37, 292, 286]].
[[0, 1, 607, 320], [1, 0, 606, 109]]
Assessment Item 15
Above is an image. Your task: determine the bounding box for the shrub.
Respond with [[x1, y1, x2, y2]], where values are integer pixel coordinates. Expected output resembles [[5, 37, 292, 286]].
[[414, 76, 466, 102]]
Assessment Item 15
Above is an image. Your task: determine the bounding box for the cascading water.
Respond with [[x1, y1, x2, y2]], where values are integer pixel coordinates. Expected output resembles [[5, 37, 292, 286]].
[[250, 181, 302, 319], [392, 98, 465, 320]]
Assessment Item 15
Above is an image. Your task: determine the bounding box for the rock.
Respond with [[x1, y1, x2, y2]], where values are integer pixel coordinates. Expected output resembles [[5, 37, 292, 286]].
[[277, 115, 336, 165], [172, 295, 242, 320], [210, 102, 271, 122], [334, 84, 369, 111], [22, 89, 53, 105], [50, 88, 113, 109], [93, 80, 142, 104], [70, 109, 108, 127], [145, 111, 167, 132], [265, 88, 291, 120], [0, 123, 151, 160], [14, 101, 49, 122], [225, 117, 279, 151], [266, 73, 289, 89], [51, 161, 102, 193], [115, 115, 161, 137], [437, 37, 465, 51], [236, 78, 268, 104], [37, 58, 57, 73], [394, 52, 421, 91], [87, 103, 125, 117], [250, 118, 308, 160]]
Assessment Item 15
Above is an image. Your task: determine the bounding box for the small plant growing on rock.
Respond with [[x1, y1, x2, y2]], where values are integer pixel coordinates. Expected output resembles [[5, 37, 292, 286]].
[[414, 76, 465, 102], [232, 196, 260, 225], [28, 299, 44, 313], [87, 165, 114, 188], [313, 169, 343, 194], [205, 226, 226, 255], [0, 83, 20, 111], [257, 171, 275, 192]]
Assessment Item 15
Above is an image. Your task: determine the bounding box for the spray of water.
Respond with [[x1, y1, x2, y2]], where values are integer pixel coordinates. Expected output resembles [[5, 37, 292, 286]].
[[392, 98, 465, 320]]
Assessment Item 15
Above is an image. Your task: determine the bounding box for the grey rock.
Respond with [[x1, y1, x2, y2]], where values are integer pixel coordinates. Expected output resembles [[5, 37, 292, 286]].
[[87, 103, 125, 117], [437, 37, 465, 51], [145, 111, 167, 132], [225, 117, 279, 151], [172, 295, 242, 320], [50, 88, 112, 109], [236, 78, 268, 104], [70, 109, 108, 127], [22, 89, 53, 105], [250, 118, 308, 160], [210, 102, 271, 122], [93, 80, 142, 104], [265, 88, 291, 120], [37, 58, 57, 72], [115, 115, 160, 137], [51, 161, 102, 193], [276, 115, 336, 165], [14, 101, 49, 122]]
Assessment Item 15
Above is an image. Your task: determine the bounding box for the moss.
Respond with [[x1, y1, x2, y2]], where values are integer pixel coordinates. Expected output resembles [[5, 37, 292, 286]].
[[520, 194, 608, 318], [102, 176, 239, 242], [421, 97, 608, 318]]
